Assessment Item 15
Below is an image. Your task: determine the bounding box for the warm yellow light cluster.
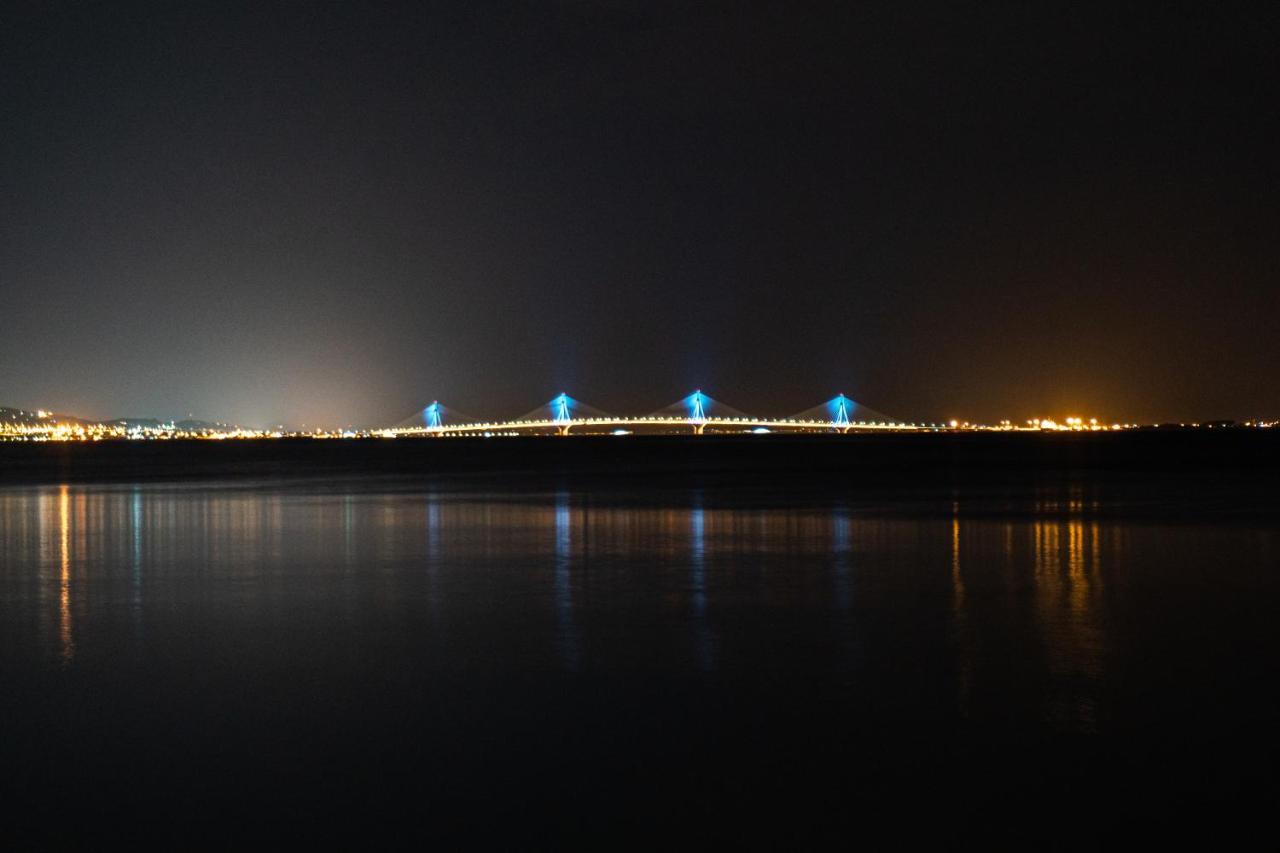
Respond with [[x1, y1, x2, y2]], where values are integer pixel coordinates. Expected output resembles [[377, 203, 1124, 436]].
[[201, 428, 285, 440], [1027, 417, 1108, 431], [0, 421, 124, 441], [0, 419, 282, 442]]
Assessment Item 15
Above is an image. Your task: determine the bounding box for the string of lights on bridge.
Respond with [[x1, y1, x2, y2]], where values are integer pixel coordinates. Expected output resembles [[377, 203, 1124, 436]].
[[393, 391, 1060, 437]]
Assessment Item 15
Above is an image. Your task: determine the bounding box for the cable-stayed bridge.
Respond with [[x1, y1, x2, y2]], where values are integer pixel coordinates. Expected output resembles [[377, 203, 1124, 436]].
[[395, 392, 922, 436]]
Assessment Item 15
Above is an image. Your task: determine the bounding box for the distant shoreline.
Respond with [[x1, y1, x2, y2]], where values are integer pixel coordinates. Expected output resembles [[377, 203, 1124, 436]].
[[2, 431, 1277, 487]]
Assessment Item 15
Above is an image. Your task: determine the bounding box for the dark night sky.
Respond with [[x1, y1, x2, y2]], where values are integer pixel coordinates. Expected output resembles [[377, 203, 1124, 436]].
[[2, 2, 1278, 427]]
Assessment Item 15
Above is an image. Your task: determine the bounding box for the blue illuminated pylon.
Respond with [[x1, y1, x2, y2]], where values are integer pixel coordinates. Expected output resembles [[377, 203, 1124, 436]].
[[517, 393, 607, 427], [424, 401, 443, 429], [833, 394, 851, 426], [688, 390, 707, 422], [553, 393, 571, 423], [790, 394, 895, 428]]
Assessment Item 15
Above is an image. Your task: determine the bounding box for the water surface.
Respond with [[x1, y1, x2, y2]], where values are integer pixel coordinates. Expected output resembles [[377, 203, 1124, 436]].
[[1, 477, 1276, 846]]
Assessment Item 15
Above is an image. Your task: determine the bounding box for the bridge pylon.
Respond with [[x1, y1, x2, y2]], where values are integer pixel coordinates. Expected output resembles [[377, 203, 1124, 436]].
[[553, 393, 571, 424], [394, 400, 476, 433], [689, 390, 708, 422], [515, 393, 610, 434], [833, 393, 851, 433], [425, 401, 444, 430], [553, 393, 572, 434], [790, 394, 899, 430], [651, 390, 748, 434]]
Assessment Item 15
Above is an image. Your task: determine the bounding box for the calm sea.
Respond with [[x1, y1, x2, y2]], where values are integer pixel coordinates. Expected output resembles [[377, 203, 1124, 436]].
[[1, 475, 1276, 846]]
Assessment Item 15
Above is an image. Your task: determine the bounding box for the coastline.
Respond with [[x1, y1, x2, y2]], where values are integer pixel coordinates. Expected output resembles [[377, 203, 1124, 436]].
[[2, 432, 1277, 521]]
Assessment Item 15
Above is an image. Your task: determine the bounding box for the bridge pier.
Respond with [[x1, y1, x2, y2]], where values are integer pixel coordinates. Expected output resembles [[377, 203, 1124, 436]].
[[693, 422, 706, 435], [558, 424, 572, 436]]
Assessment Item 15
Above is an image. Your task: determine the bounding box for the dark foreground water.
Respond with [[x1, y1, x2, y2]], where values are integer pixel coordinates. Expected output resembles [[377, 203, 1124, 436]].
[[1, 472, 1277, 847]]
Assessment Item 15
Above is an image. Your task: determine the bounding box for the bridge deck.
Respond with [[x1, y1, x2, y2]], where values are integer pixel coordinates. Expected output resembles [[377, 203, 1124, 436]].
[[393, 417, 919, 436]]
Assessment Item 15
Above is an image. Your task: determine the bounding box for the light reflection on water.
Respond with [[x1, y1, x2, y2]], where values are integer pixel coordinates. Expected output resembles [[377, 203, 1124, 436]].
[[554, 490, 580, 671], [1031, 517, 1106, 729], [0, 479, 1274, 738], [58, 485, 73, 666]]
